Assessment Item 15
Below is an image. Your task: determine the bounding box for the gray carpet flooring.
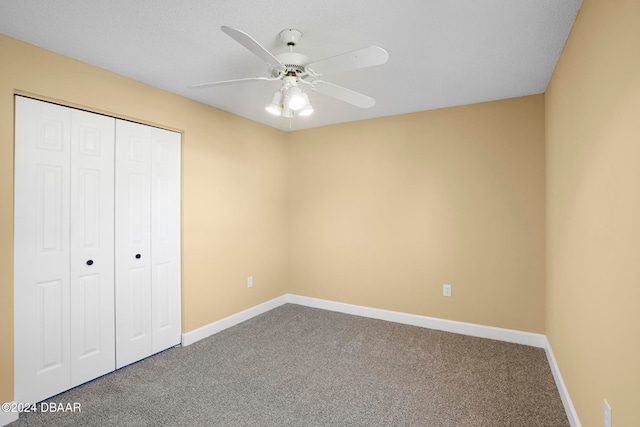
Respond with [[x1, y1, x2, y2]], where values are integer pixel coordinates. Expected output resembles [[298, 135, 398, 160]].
[[9, 304, 569, 426]]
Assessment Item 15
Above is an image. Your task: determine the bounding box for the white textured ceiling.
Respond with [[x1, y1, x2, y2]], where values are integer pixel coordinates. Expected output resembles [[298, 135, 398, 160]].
[[0, 0, 581, 132]]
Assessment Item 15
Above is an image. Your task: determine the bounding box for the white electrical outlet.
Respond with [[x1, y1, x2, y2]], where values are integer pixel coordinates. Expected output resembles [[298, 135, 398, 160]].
[[604, 399, 612, 427], [247, 276, 253, 288], [443, 284, 452, 297]]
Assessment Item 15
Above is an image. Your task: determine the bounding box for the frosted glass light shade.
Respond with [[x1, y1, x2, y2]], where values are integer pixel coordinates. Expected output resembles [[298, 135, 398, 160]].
[[286, 86, 305, 110], [298, 94, 313, 116], [265, 91, 283, 115]]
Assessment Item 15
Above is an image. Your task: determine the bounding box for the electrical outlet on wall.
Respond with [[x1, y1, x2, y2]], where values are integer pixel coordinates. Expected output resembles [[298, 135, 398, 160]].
[[443, 284, 452, 297], [604, 399, 612, 427], [247, 276, 253, 288]]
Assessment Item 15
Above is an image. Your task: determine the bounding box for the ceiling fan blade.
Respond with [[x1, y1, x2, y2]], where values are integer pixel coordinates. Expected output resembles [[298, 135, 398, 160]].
[[305, 46, 389, 77], [221, 26, 286, 73], [188, 76, 281, 89], [310, 80, 376, 108]]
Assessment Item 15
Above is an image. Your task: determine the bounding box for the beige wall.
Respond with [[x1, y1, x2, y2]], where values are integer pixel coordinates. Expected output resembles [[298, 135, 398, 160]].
[[545, 0, 640, 425], [287, 95, 546, 333], [0, 34, 289, 404]]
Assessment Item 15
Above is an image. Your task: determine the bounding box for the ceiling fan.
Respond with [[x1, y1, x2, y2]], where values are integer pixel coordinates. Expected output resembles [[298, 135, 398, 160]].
[[188, 26, 389, 118]]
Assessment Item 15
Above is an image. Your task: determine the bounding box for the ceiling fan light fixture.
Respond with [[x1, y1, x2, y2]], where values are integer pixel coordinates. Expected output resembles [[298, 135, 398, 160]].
[[191, 26, 390, 125], [281, 101, 294, 118], [298, 94, 314, 116], [288, 94, 305, 110], [298, 105, 314, 117], [284, 85, 305, 110], [265, 103, 282, 115], [265, 90, 283, 115]]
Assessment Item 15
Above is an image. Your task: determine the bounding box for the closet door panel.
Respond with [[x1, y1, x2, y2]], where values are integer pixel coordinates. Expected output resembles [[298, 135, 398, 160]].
[[69, 109, 116, 387], [151, 128, 181, 352], [115, 119, 153, 368], [14, 97, 72, 403]]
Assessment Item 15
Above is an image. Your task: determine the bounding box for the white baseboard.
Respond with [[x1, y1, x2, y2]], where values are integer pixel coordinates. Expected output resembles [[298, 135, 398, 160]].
[[544, 337, 582, 427], [182, 292, 548, 349], [0, 402, 19, 427], [285, 294, 547, 348], [181, 294, 288, 346]]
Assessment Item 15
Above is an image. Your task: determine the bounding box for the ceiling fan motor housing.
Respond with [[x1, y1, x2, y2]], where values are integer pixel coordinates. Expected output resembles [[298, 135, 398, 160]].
[[269, 52, 310, 77], [280, 29, 302, 46]]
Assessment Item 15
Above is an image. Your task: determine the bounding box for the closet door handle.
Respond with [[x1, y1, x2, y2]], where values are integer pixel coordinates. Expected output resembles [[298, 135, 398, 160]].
[[86, 260, 94, 266], [135, 254, 141, 259]]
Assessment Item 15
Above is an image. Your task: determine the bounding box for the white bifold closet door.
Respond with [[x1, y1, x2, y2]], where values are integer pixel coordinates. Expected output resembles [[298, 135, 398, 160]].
[[14, 96, 116, 403], [15, 96, 181, 405], [114, 119, 181, 369]]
